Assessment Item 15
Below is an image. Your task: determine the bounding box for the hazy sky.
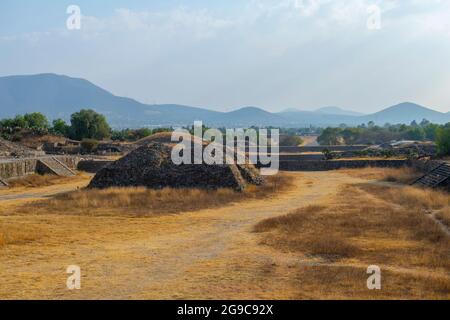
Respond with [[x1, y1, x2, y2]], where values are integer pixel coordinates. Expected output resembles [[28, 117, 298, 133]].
[[1, 0, 450, 113]]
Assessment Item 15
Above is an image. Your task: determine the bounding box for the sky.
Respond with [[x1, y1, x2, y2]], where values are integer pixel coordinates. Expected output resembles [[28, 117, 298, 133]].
[[1, 0, 450, 113]]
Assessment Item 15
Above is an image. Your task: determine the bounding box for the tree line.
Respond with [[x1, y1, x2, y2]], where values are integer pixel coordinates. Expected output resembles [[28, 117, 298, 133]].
[[0, 109, 171, 143], [318, 120, 450, 155]]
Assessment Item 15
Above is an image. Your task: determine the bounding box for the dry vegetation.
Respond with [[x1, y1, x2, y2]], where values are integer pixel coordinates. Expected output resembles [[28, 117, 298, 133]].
[[358, 184, 450, 229], [11, 174, 294, 217], [437, 208, 450, 229], [339, 166, 422, 184], [0, 221, 44, 248], [254, 183, 450, 299], [7, 173, 89, 189], [7, 174, 68, 188], [1, 167, 449, 299]]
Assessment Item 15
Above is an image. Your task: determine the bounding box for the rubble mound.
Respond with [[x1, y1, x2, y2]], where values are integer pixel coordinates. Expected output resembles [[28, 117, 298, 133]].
[[0, 138, 45, 158], [88, 142, 264, 191]]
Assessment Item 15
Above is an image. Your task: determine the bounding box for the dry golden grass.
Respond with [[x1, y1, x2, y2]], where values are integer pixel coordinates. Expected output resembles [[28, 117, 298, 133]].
[[254, 182, 450, 298], [339, 166, 422, 184], [359, 184, 450, 211], [12, 174, 294, 217], [437, 207, 450, 228], [7, 174, 63, 188], [0, 221, 44, 248], [358, 184, 450, 230], [1, 170, 449, 299], [7, 173, 86, 189]]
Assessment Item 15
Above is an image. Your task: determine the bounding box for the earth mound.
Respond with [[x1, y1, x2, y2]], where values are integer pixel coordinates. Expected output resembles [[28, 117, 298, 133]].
[[88, 142, 264, 191]]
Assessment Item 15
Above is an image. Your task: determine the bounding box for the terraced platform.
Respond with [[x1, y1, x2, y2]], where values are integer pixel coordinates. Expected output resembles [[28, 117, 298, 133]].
[[413, 162, 450, 189]]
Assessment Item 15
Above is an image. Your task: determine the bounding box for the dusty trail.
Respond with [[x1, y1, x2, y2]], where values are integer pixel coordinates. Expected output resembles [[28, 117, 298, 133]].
[[0, 172, 361, 299], [0, 176, 90, 202], [0, 185, 83, 201]]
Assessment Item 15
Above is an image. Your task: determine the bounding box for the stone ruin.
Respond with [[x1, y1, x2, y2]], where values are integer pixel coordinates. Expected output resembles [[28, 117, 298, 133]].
[[0, 137, 45, 158], [88, 140, 264, 191]]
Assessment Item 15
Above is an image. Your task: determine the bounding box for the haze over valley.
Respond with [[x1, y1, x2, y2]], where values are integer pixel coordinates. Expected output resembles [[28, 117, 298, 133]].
[[1, 74, 449, 128]]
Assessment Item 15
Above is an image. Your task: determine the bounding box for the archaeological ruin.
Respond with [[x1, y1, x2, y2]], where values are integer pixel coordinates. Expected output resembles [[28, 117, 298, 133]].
[[88, 142, 264, 191]]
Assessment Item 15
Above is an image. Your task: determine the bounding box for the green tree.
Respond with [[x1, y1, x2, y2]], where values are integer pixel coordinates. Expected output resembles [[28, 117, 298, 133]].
[[404, 126, 425, 140], [51, 119, 70, 137], [423, 123, 439, 141], [279, 135, 303, 146], [341, 127, 362, 145], [12, 115, 27, 128], [318, 127, 342, 145], [70, 109, 111, 140], [436, 126, 450, 156], [23, 112, 49, 130]]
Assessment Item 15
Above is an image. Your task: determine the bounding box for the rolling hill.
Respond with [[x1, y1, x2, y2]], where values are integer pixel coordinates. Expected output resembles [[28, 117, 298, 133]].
[[0, 74, 449, 128], [359, 102, 447, 125]]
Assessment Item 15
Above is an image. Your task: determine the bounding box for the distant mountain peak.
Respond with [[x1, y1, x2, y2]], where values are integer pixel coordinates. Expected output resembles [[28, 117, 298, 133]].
[[362, 102, 447, 125], [372, 102, 438, 115], [230, 106, 272, 113], [386, 102, 429, 109], [0, 74, 448, 128]]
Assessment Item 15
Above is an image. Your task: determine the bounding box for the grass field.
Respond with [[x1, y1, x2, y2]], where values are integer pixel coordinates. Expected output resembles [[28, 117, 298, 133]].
[[254, 182, 450, 298], [0, 168, 449, 299], [338, 166, 422, 184], [6, 174, 293, 217]]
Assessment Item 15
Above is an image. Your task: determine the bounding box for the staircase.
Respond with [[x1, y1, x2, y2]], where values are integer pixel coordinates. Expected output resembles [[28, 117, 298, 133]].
[[413, 163, 450, 188], [38, 157, 76, 177], [0, 178, 8, 188]]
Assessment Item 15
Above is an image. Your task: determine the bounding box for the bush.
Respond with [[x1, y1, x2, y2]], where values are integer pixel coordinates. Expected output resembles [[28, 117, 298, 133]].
[[436, 126, 450, 156], [279, 135, 303, 146]]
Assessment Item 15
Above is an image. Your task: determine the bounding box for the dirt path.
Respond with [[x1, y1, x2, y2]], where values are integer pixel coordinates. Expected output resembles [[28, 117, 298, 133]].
[[0, 185, 84, 201], [0, 172, 397, 299], [0, 177, 90, 203]]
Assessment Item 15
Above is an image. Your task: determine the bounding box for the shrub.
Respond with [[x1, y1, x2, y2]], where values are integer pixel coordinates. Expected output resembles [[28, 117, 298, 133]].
[[436, 126, 450, 156]]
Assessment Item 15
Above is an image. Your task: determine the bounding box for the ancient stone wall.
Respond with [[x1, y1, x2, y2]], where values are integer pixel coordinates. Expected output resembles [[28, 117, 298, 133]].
[[248, 145, 368, 153], [0, 156, 79, 180], [259, 159, 409, 171], [0, 158, 38, 180]]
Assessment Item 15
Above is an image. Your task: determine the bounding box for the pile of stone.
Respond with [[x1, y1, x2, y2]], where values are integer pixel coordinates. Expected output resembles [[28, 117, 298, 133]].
[[0, 138, 45, 158], [88, 141, 264, 191], [363, 141, 437, 159]]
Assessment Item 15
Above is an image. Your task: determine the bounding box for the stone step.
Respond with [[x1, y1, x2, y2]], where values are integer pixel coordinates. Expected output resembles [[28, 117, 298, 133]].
[[413, 163, 450, 188], [38, 157, 76, 177], [0, 178, 8, 187]]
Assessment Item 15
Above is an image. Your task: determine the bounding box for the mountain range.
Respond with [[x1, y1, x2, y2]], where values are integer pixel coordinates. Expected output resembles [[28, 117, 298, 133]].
[[0, 73, 449, 128]]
